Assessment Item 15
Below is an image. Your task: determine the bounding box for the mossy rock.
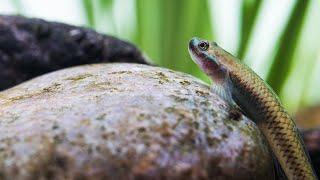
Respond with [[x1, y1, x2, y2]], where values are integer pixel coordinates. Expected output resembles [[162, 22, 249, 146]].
[[0, 63, 274, 179]]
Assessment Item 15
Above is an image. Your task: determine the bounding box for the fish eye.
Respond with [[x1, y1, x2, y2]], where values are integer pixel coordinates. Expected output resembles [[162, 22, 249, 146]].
[[198, 41, 209, 51]]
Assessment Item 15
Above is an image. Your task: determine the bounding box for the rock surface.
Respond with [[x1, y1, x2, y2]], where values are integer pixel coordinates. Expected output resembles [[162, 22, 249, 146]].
[[0, 63, 274, 179]]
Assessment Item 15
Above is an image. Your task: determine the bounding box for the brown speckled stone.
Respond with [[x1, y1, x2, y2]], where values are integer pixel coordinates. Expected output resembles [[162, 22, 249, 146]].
[[0, 63, 274, 180]]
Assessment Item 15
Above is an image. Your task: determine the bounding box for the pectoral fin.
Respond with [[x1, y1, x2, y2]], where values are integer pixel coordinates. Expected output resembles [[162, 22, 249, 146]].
[[211, 83, 245, 120], [211, 83, 236, 107]]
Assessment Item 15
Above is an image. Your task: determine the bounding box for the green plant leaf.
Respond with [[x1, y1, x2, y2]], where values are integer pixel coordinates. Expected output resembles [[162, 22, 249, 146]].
[[266, 0, 311, 94], [82, 0, 95, 27], [98, 0, 116, 34], [237, 0, 262, 59], [135, 0, 213, 82], [135, 0, 162, 64]]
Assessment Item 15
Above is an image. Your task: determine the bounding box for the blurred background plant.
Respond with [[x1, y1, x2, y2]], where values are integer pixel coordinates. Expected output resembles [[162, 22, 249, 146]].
[[1, 0, 320, 114]]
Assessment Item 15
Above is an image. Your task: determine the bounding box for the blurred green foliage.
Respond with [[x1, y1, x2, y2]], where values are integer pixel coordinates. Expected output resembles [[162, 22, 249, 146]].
[[237, 0, 262, 59], [135, 0, 213, 81], [266, 0, 310, 94], [8, 0, 320, 113]]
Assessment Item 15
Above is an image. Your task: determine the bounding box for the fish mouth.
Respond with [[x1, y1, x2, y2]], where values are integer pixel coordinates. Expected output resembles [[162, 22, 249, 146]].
[[188, 37, 205, 58], [188, 37, 199, 54]]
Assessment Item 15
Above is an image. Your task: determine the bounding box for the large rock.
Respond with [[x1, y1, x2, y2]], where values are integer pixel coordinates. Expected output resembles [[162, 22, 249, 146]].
[[0, 63, 274, 179]]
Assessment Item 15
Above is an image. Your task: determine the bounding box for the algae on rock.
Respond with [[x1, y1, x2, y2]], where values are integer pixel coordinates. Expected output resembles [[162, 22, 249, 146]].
[[0, 63, 274, 179]]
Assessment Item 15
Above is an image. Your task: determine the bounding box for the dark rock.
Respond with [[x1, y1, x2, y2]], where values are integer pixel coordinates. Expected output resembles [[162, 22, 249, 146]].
[[295, 105, 320, 177], [0, 15, 148, 91], [302, 129, 320, 177]]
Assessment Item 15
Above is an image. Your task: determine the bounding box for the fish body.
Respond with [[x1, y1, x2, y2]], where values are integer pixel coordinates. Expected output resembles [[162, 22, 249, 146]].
[[188, 37, 317, 180]]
